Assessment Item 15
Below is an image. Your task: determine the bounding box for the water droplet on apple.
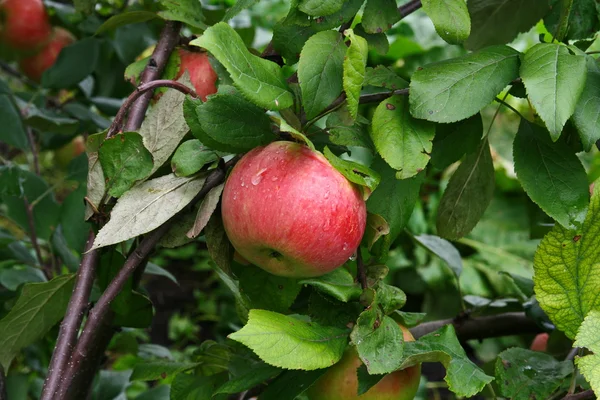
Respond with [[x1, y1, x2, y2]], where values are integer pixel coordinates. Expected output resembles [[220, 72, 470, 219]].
[[271, 176, 278, 181], [252, 168, 268, 185], [349, 252, 357, 261], [241, 181, 245, 187], [324, 191, 330, 199], [342, 242, 349, 251]]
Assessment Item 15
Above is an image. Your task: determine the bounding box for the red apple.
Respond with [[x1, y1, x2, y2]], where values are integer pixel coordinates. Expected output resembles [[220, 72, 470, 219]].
[[0, 0, 51, 51], [175, 48, 218, 101], [221, 141, 367, 278], [307, 324, 421, 400], [19, 27, 75, 82], [529, 333, 549, 352], [55, 135, 85, 168]]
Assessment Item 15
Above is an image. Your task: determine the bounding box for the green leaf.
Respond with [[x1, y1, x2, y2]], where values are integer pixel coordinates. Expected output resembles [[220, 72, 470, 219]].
[[195, 88, 276, 152], [298, 31, 346, 120], [222, 0, 259, 21], [0, 275, 75, 371], [409, 45, 520, 123], [545, 0, 600, 42], [421, 0, 470, 44], [98, 131, 154, 198], [414, 234, 462, 278], [158, 0, 207, 30], [430, 113, 482, 170], [533, 184, 600, 339], [131, 361, 199, 381], [362, 0, 400, 34], [520, 43, 587, 140], [171, 140, 220, 177], [326, 110, 374, 150], [234, 264, 301, 314], [392, 311, 427, 328], [298, 0, 344, 16], [364, 66, 408, 90], [214, 363, 281, 395], [362, 213, 390, 250], [465, 0, 549, 50], [192, 23, 293, 110], [22, 106, 79, 135], [96, 11, 158, 34], [170, 373, 227, 400], [299, 268, 362, 302], [229, 309, 349, 370], [187, 183, 224, 239], [495, 348, 573, 400], [0, 95, 27, 150], [574, 311, 600, 394], [112, 291, 153, 328], [322, 147, 381, 196], [371, 95, 435, 179], [42, 38, 101, 89], [513, 120, 589, 228], [353, 24, 389, 55], [343, 29, 368, 120], [73, 0, 94, 14], [91, 173, 207, 250], [367, 159, 424, 259], [436, 138, 494, 240], [376, 283, 407, 315], [350, 307, 404, 374], [572, 70, 600, 151], [402, 325, 493, 397], [259, 369, 326, 400], [145, 262, 178, 285]]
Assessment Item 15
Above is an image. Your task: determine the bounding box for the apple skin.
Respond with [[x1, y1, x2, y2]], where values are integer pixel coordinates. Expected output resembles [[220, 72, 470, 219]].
[[176, 49, 218, 101], [221, 141, 367, 278], [307, 324, 421, 400], [55, 135, 85, 168], [19, 27, 75, 82], [0, 0, 52, 51], [529, 333, 549, 352]]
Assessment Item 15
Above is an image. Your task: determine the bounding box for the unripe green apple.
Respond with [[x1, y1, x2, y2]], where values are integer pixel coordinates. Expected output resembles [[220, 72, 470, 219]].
[[0, 0, 51, 51], [221, 141, 367, 278], [19, 27, 75, 82], [55, 135, 85, 168], [307, 325, 421, 400], [175, 49, 218, 101]]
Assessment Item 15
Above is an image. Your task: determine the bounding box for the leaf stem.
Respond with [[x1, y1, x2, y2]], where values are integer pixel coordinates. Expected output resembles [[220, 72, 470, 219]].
[[23, 196, 49, 277]]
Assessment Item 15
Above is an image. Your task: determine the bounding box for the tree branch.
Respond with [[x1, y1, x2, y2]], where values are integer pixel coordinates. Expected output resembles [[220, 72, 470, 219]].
[[359, 88, 410, 104], [40, 232, 99, 400], [399, 0, 422, 17], [106, 79, 198, 139], [124, 21, 182, 132], [23, 196, 48, 277], [562, 390, 596, 400], [26, 128, 40, 175], [410, 312, 542, 340], [0, 59, 39, 88]]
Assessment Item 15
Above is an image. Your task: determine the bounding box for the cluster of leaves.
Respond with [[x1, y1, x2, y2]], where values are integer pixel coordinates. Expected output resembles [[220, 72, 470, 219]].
[[2, 0, 600, 399]]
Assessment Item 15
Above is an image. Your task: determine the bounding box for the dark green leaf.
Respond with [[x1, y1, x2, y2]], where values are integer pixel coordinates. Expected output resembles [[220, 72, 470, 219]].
[[353, 24, 389, 54], [222, 0, 259, 21], [22, 106, 79, 135], [158, 0, 207, 30], [364, 66, 408, 89], [326, 110, 374, 150], [259, 369, 327, 400], [112, 291, 153, 328], [545, 0, 600, 41], [42, 38, 101, 89], [0, 266, 46, 291], [130, 361, 200, 381], [0, 95, 27, 150], [170, 372, 227, 400], [323, 146, 380, 195], [421, 0, 471, 44], [413, 234, 463, 278], [96, 11, 158, 34], [572, 70, 600, 151], [299, 0, 344, 16], [299, 268, 362, 302], [362, 0, 400, 34], [376, 283, 407, 315], [430, 114, 482, 170], [214, 363, 281, 395]]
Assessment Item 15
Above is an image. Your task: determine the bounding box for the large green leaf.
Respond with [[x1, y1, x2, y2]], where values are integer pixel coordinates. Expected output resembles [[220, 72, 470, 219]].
[[572, 70, 600, 151], [533, 184, 600, 339], [430, 113, 482, 170], [545, 0, 600, 41], [513, 120, 589, 228], [192, 23, 293, 110], [371, 95, 435, 179], [362, 0, 400, 34], [436, 138, 494, 240], [520, 43, 587, 140], [421, 0, 470, 44], [465, 0, 550, 50], [229, 310, 349, 370], [298, 31, 346, 120], [574, 311, 600, 394], [42, 37, 101, 89], [343, 30, 368, 120], [158, 0, 207, 30], [0, 94, 27, 150], [298, 0, 344, 16], [0, 275, 75, 371], [409, 45, 520, 123], [299, 268, 362, 302]]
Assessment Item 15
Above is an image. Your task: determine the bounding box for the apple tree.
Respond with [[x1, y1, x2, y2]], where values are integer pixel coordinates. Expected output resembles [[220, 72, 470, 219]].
[[0, 0, 599, 399]]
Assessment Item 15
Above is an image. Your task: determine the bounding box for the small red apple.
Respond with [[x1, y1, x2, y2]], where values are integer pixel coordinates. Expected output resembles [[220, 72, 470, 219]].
[[55, 135, 85, 168], [0, 0, 52, 51], [175, 48, 218, 101], [529, 333, 549, 352], [19, 27, 75, 82], [221, 141, 367, 278], [307, 324, 421, 400]]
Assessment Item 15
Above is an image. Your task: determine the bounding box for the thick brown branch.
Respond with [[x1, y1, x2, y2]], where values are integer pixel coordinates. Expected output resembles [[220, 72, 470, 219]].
[[106, 79, 197, 138], [40, 232, 99, 400], [410, 312, 542, 340], [562, 389, 596, 400]]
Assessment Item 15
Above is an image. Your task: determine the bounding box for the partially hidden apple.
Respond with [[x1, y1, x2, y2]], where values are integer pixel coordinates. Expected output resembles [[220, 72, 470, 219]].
[[307, 324, 421, 400], [529, 333, 549, 352], [19, 27, 75, 82], [55, 135, 85, 168], [221, 141, 367, 278], [0, 0, 52, 51], [175, 49, 217, 101]]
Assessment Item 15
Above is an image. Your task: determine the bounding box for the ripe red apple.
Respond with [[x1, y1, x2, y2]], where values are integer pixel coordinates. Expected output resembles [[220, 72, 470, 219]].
[[55, 135, 85, 168], [529, 333, 549, 352], [19, 27, 75, 82], [0, 0, 52, 51], [221, 141, 367, 278], [307, 324, 421, 400], [175, 49, 218, 101]]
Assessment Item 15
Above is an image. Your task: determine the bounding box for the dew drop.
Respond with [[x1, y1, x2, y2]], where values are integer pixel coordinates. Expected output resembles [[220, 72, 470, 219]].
[[271, 176, 279, 181], [342, 242, 349, 251], [252, 168, 268, 185], [349, 251, 357, 261], [241, 181, 245, 187], [324, 190, 330, 199]]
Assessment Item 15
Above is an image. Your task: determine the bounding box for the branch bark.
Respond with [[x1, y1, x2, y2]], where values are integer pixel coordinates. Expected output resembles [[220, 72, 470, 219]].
[[399, 0, 422, 17], [562, 389, 596, 400], [23, 196, 49, 277], [40, 232, 99, 400], [409, 312, 542, 340]]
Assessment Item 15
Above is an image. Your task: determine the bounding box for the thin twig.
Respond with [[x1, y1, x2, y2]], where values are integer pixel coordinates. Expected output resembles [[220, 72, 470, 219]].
[[562, 390, 596, 400], [399, 0, 422, 17], [23, 196, 48, 276], [40, 232, 100, 400], [359, 88, 410, 104], [356, 251, 367, 290], [0, 59, 39, 88], [410, 312, 542, 340], [106, 79, 197, 139], [26, 128, 40, 175]]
